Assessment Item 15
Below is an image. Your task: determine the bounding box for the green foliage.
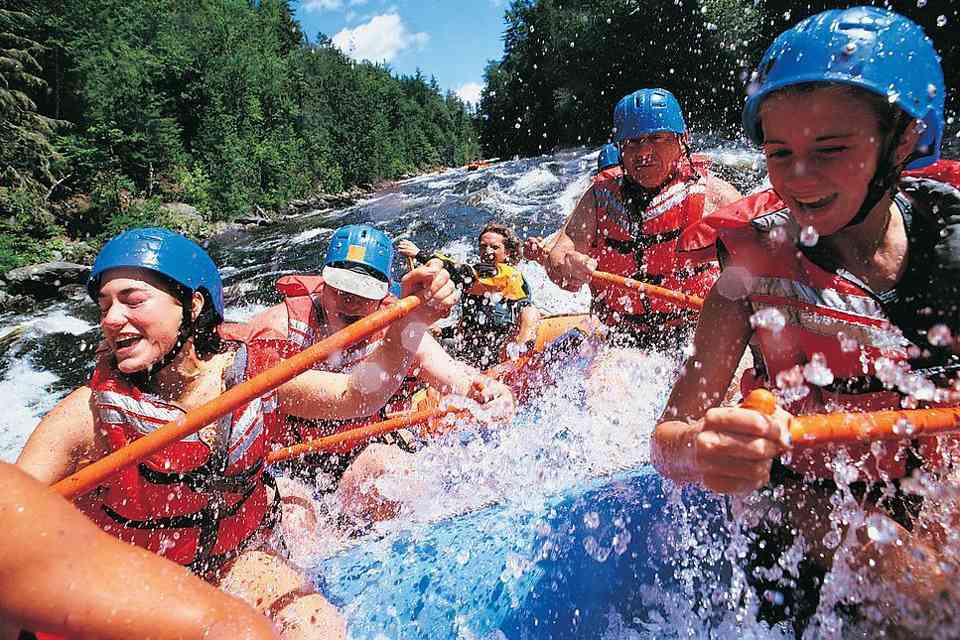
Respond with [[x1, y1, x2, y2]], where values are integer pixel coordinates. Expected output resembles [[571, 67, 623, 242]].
[[0, 185, 64, 272], [0, 4, 67, 193], [0, 0, 479, 269], [479, 0, 958, 158]]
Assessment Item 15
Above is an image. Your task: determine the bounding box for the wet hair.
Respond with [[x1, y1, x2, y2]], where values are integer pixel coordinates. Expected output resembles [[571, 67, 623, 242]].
[[190, 289, 223, 358], [479, 221, 522, 264], [758, 82, 905, 140]]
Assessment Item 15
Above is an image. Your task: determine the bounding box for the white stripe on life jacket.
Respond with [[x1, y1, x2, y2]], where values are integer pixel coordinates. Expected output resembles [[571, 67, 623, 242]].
[[642, 181, 704, 224], [96, 390, 201, 442], [751, 276, 887, 321], [287, 318, 315, 350], [227, 397, 265, 465], [749, 276, 911, 353]]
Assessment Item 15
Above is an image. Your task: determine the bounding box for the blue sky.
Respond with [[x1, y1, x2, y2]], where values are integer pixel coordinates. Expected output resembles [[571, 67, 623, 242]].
[[294, 0, 508, 105]]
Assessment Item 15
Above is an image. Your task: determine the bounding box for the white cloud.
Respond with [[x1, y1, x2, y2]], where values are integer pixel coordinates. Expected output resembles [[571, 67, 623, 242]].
[[332, 13, 429, 63], [456, 82, 483, 105], [303, 0, 343, 11]]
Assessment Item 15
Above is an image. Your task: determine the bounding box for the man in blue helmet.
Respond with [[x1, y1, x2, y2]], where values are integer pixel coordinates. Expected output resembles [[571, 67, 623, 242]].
[[543, 88, 741, 351], [653, 7, 959, 635], [226, 224, 515, 530]]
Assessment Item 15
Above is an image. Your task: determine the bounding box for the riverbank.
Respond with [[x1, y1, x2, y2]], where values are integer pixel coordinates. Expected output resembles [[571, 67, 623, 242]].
[[0, 179, 395, 312]]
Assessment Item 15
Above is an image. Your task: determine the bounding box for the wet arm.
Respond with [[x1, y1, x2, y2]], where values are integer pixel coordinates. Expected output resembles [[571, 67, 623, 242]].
[[0, 463, 277, 640], [651, 285, 754, 484], [16, 386, 99, 484], [513, 305, 541, 347], [545, 189, 597, 289], [411, 333, 481, 395], [278, 319, 423, 420]]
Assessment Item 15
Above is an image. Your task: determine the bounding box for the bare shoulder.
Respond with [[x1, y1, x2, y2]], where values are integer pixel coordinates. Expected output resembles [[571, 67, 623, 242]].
[[703, 174, 742, 215]]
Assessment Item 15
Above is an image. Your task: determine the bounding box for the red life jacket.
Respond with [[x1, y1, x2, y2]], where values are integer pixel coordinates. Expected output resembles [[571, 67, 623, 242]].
[[227, 275, 419, 447], [82, 343, 280, 574], [589, 154, 718, 326], [708, 161, 960, 481]]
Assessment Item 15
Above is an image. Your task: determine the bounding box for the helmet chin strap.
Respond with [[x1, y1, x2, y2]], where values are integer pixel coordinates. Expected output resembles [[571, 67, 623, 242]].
[[841, 115, 912, 231], [121, 293, 196, 390]]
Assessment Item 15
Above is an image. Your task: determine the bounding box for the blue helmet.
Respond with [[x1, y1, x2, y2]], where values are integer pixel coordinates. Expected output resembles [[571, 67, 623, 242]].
[[597, 143, 621, 171], [322, 224, 394, 300], [613, 88, 687, 144], [743, 6, 945, 169], [88, 228, 224, 323]]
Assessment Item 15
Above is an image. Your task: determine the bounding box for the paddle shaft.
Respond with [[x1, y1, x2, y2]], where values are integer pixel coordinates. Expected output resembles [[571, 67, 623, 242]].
[[53, 296, 422, 499], [591, 270, 704, 311], [266, 406, 468, 462], [741, 389, 960, 448]]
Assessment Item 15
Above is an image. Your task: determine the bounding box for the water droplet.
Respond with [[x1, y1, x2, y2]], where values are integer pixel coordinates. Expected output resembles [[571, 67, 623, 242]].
[[865, 514, 900, 544], [583, 511, 600, 529], [749, 307, 786, 333], [927, 323, 953, 347], [837, 331, 860, 353], [763, 590, 785, 605], [768, 224, 787, 244], [917, 0, 927, 7], [612, 530, 631, 555], [802, 352, 834, 387], [928, 83, 938, 98], [937, 14, 947, 27], [823, 529, 841, 549], [456, 549, 470, 565], [799, 225, 819, 247]]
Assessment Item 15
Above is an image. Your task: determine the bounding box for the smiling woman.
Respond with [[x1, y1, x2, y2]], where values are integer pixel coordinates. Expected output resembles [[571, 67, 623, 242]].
[[654, 6, 960, 635], [13, 227, 460, 639]]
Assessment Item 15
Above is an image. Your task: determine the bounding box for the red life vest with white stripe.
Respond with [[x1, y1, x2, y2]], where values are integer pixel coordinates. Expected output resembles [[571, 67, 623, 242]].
[[277, 275, 390, 371], [234, 274, 418, 447], [589, 155, 718, 326], [82, 343, 279, 574], [713, 161, 960, 481]]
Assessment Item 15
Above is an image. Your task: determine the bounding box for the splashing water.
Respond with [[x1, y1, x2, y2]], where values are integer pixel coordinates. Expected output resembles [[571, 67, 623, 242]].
[[4, 146, 960, 638]]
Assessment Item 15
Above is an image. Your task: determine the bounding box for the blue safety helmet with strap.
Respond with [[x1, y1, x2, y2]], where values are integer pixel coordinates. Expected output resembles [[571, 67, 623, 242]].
[[612, 88, 687, 144], [88, 227, 225, 323], [597, 143, 621, 171], [322, 224, 394, 300], [743, 6, 944, 170], [742, 6, 946, 230]]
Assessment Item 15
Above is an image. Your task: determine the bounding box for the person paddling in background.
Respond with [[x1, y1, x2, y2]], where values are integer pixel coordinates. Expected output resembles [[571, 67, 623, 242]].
[[0, 463, 277, 640], [539, 88, 741, 351], [224, 224, 514, 534], [652, 7, 958, 634], [16, 228, 456, 639], [398, 221, 542, 369]]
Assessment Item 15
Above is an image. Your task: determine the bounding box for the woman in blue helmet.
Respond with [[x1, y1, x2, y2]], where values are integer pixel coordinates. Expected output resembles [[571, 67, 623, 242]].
[[542, 87, 741, 351], [652, 7, 959, 634], [15, 227, 457, 638]]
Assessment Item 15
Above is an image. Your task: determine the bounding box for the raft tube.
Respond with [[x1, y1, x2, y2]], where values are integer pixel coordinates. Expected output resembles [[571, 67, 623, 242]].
[[319, 466, 729, 639]]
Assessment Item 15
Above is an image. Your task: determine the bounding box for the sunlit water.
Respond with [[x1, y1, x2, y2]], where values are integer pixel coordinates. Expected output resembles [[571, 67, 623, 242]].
[[3, 144, 958, 638]]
